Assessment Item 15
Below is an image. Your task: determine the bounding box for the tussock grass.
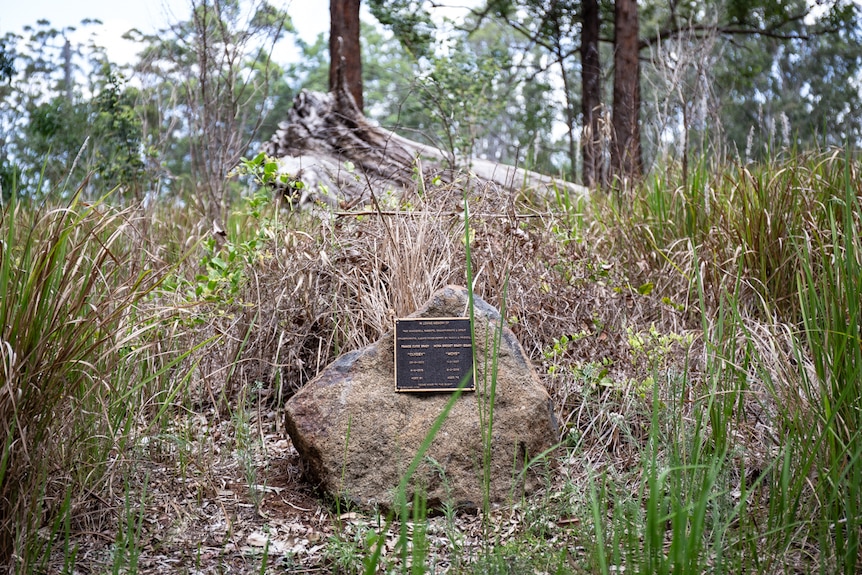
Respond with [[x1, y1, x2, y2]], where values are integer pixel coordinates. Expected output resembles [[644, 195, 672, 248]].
[[579, 149, 862, 573], [192, 172, 686, 417], [595, 150, 859, 321], [0, 190, 189, 570]]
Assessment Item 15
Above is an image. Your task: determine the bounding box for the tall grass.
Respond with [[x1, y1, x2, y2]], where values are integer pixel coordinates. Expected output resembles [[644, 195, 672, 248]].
[[793, 157, 862, 572], [299, 150, 861, 573], [360, 193, 507, 574], [0, 189, 179, 570], [596, 151, 852, 320], [584, 149, 862, 573]]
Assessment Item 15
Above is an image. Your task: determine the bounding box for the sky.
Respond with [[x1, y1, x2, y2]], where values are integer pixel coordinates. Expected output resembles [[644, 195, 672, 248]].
[[2, 0, 479, 68], [1, 0, 329, 65]]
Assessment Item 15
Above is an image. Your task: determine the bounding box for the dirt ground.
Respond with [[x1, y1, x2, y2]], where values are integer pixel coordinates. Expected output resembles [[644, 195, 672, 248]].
[[51, 398, 587, 574]]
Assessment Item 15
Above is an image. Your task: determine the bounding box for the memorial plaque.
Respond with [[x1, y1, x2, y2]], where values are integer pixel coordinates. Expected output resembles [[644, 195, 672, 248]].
[[395, 317, 475, 392]]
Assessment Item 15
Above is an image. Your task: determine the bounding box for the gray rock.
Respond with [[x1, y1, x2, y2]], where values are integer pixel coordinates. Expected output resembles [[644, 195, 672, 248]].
[[283, 285, 558, 510]]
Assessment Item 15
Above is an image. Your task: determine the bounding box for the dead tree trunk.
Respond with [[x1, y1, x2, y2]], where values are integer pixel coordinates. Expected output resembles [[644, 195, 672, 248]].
[[262, 80, 586, 208]]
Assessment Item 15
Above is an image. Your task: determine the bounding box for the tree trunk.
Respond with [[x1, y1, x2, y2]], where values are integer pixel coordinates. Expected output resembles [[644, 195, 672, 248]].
[[329, 0, 363, 111], [558, 56, 578, 182], [611, 0, 642, 182], [580, 0, 602, 188]]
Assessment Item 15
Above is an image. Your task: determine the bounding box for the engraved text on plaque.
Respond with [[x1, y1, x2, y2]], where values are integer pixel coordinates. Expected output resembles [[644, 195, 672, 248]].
[[395, 318, 475, 392]]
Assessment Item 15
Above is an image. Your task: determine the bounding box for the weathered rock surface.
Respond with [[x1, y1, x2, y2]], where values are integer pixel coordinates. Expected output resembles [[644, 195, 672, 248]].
[[284, 285, 558, 510]]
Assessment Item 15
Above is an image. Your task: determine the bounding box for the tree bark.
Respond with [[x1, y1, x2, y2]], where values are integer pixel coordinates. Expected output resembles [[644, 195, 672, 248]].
[[611, 0, 642, 182], [558, 54, 578, 183], [329, 0, 363, 111], [580, 0, 602, 188]]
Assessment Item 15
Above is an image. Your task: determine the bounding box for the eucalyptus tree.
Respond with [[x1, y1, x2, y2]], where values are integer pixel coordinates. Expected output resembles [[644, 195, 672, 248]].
[[581, 0, 603, 186], [325, 0, 437, 116], [330, 0, 363, 109], [314, 0, 859, 187], [480, 0, 648, 184], [319, 4, 561, 173], [484, 0, 860, 185], [0, 40, 12, 82], [480, 0, 590, 181], [612, 0, 640, 182], [0, 22, 93, 195], [709, 4, 862, 155], [638, 0, 861, 159]]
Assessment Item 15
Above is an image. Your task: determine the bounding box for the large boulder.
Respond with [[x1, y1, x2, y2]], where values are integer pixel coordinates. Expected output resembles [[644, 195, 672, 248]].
[[283, 285, 558, 509]]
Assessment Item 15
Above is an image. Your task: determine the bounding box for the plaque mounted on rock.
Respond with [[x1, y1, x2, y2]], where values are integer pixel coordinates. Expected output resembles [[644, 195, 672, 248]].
[[283, 285, 558, 509], [395, 317, 475, 392]]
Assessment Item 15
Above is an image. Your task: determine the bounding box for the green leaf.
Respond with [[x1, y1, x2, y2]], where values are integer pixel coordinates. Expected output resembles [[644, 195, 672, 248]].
[[209, 257, 228, 271]]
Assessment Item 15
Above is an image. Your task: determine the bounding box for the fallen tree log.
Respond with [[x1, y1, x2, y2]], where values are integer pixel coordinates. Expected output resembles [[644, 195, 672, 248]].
[[261, 87, 587, 208]]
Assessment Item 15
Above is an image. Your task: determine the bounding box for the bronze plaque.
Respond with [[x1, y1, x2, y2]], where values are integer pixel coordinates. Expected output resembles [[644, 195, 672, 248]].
[[395, 317, 475, 392]]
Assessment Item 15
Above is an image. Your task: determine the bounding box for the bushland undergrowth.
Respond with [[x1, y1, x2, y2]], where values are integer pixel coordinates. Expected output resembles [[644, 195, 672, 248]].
[[1, 148, 860, 573], [0, 190, 201, 571]]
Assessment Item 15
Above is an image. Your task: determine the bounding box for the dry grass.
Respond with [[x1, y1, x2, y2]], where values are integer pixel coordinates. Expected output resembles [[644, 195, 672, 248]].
[[6, 148, 860, 573], [175, 176, 700, 506], [115, 183, 699, 575], [180, 175, 697, 410]]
